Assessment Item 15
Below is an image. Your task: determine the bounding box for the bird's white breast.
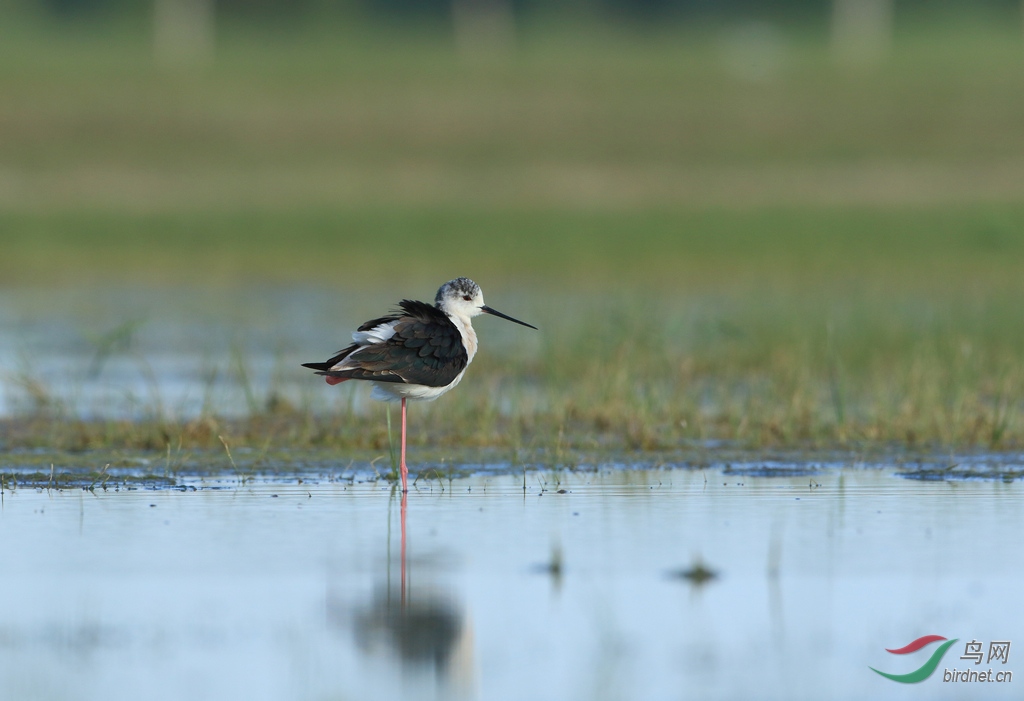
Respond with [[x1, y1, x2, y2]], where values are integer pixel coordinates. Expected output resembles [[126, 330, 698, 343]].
[[447, 313, 478, 362]]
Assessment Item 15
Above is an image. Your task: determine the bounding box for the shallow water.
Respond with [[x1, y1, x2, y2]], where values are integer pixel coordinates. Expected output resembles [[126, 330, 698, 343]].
[[0, 285, 538, 420], [1, 466, 1020, 700], [0, 286, 337, 419]]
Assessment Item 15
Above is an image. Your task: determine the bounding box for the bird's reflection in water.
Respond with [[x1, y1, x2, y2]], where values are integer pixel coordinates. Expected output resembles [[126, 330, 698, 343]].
[[353, 584, 465, 671], [334, 489, 476, 697]]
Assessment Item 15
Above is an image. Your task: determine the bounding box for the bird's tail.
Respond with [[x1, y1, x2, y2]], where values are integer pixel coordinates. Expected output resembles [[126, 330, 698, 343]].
[[302, 362, 351, 386], [301, 361, 332, 371], [301, 344, 357, 374]]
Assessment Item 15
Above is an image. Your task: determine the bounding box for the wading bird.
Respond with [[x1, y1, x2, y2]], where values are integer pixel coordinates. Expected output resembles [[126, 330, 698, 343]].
[[303, 277, 536, 492]]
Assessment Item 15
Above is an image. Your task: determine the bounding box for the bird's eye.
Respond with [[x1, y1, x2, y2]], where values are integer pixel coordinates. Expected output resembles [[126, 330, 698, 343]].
[[462, 295, 472, 301]]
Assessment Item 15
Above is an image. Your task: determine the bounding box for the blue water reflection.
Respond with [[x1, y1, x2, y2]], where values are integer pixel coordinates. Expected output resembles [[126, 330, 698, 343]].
[[0, 468, 1020, 700]]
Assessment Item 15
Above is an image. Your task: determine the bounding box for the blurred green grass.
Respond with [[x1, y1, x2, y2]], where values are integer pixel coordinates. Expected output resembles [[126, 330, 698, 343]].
[[2, 15, 1024, 453], [3, 204, 1024, 292], [2, 15, 1024, 287]]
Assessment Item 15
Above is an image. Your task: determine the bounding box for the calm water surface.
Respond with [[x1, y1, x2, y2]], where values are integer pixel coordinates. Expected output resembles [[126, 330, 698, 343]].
[[1, 467, 1020, 700]]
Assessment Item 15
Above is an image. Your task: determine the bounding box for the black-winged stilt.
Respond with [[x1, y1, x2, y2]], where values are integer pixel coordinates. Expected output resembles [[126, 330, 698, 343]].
[[303, 277, 536, 492]]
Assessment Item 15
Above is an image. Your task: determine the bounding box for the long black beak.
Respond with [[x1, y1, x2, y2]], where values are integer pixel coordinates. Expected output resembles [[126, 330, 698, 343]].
[[480, 305, 538, 330]]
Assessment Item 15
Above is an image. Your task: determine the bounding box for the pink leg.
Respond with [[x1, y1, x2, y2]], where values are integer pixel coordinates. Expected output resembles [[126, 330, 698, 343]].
[[400, 397, 409, 493], [400, 488, 408, 606]]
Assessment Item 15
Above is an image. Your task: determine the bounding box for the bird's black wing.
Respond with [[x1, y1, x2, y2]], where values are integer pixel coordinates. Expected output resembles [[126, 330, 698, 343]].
[[303, 300, 468, 387]]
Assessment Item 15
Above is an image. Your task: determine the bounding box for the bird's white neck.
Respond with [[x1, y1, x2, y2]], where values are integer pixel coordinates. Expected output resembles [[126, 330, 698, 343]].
[[447, 313, 478, 361]]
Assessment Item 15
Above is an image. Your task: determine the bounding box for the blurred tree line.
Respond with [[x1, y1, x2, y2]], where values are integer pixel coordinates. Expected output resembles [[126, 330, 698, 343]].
[[2, 0, 1019, 68], [9, 0, 1021, 23]]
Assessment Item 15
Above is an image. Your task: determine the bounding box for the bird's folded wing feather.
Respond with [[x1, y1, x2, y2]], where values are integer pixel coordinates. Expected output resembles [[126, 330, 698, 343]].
[[323, 300, 469, 387]]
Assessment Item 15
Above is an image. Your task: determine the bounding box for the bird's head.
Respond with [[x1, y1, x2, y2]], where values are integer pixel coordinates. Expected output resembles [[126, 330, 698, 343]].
[[435, 277, 537, 329]]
